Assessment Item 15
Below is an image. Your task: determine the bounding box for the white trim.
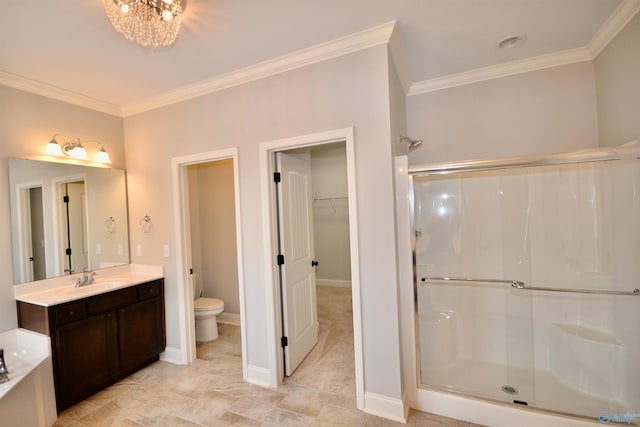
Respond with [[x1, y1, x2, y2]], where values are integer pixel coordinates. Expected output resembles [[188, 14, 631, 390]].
[[258, 127, 365, 408], [363, 391, 407, 423], [159, 346, 183, 365], [171, 148, 248, 378], [217, 312, 241, 326], [408, 47, 592, 96], [588, 0, 640, 57], [121, 22, 396, 116], [0, 70, 122, 117], [316, 279, 352, 288], [413, 388, 601, 427], [246, 365, 272, 388]]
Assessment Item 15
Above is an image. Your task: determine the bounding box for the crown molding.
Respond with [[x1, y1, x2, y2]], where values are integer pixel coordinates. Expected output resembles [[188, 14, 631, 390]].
[[588, 0, 640, 57], [408, 0, 640, 97], [121, 21, 396, 116], [0, 70, 122, 117], [408, 47, 592, 96]]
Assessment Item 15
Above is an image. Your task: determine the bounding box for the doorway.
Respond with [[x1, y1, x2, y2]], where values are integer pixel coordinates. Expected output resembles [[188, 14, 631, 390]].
[[16, 184, 46, 282], [171, 148, 247, 371], [57, 180, 88, 275], [259, 127, 364, 408]]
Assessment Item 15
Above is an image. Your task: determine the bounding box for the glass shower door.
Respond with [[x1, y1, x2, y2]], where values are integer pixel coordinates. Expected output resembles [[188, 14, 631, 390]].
[[412, 157, 640, 420]]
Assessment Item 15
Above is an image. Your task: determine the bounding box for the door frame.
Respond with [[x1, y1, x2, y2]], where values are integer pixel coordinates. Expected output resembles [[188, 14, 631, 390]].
[[52, 173, 88, 277], [15, 181, 44, 283], [259, 127, 364, 408], [171, 147, 247, 374]]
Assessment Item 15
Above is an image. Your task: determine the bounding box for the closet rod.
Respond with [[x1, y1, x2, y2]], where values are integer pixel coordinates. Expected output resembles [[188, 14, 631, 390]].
[[313, 196, 348, 201]]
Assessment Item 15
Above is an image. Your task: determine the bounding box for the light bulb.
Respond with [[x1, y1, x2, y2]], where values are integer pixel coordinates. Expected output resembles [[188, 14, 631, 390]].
[[162, 10, 173, 21], [120, 3, 129, 13], [96, 147, 112, 163], [70, 144, 88, 160], [45, 139, 63, 156]]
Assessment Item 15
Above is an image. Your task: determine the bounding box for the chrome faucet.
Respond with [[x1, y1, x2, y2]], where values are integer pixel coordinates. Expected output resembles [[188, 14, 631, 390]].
[[75, 268, 96, 288]]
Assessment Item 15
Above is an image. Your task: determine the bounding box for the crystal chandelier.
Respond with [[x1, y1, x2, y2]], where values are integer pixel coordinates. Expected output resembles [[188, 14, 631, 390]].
[[104, 0, 182, 47]]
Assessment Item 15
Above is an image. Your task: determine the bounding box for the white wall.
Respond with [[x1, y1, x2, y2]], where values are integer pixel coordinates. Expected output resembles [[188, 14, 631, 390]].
[[406, 61, 599, 166], [188, 159, 240, 314], [0, 86, 125, 333], [595, 11, 640, 146], [310, 145, 351, 284], [123, 46, 404, 400]]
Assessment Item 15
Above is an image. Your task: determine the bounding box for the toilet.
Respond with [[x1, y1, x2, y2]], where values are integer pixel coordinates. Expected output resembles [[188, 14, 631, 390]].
[[194, 297, 225, 342]]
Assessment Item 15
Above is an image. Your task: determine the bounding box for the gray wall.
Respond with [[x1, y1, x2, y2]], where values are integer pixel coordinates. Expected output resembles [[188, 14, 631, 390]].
[[406, 61, 599, 165], [595, 11, 640, 146], [310, 145, 351, 284], [188, 159, 240, 314], [0, 85, 125, 333], [123, 45, 404, 399]]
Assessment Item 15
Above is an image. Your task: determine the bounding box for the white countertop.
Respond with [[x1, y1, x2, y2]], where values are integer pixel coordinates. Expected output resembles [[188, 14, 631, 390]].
[[14, 264, 164, 307], [0, 329, 51, 400]]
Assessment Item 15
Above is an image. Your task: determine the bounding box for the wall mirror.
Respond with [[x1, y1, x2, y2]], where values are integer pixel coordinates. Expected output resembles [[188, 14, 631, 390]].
[[9, 158, 130, 284]]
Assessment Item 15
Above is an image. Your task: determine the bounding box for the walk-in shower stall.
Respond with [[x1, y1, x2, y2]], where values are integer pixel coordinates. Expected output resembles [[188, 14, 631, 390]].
[[410, 145, 640, 422]]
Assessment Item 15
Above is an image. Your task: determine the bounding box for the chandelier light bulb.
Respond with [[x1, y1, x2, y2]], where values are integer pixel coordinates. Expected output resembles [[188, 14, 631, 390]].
[[104, 0, 182, 47]]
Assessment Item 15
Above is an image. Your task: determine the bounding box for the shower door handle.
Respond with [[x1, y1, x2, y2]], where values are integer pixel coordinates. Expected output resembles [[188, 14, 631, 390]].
[[311, 260, 319, 267]]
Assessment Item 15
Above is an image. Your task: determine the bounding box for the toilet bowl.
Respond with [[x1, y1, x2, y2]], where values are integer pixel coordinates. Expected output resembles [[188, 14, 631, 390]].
[[194, 297, 224, 342]]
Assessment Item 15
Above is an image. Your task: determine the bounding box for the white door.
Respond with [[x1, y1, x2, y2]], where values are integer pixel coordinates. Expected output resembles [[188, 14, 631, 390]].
[[276, 151, 319, 375]]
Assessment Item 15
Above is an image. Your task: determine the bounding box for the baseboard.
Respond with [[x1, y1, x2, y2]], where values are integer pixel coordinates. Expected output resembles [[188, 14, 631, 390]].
[[159, 346, 184, 365], [363, 391, 408, 423], [218, 312, 241, 326], [246, 364, 272, 387], [317, 279, 352, 288]]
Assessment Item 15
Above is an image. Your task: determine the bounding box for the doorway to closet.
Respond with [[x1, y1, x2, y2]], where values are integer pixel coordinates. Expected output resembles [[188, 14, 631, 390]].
[[260, 128, 364, 407]]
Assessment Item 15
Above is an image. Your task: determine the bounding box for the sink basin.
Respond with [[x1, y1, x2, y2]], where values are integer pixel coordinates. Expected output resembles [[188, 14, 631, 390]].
[[65, 280, 130, 295]]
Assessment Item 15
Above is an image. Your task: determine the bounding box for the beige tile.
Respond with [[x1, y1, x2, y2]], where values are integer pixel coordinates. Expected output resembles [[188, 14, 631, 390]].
[[55, 287, 480, 427], [212, 411, 261, 427], [314, 404, 366, 426], [261, 408, 316, 426], [277, 386, 330, 417]]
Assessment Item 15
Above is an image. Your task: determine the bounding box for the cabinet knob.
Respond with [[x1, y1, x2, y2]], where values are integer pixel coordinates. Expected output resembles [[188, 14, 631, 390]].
[[68, 310, 75, 316], [147, 288, 153, 293], [120, 308, 126, 313], [106, 312, 112, 317]]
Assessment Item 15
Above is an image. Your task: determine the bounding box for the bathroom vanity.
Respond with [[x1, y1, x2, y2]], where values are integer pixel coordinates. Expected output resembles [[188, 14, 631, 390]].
[[14, 265, 165, 411]]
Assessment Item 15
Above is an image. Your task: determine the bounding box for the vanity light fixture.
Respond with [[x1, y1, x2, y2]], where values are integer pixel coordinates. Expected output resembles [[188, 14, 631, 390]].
[[45, 134, 112, 164], [104, 0, 183, 47]]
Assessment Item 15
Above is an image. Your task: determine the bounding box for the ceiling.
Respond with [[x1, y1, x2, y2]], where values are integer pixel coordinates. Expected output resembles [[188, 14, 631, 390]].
[[0, 0, 633, 115]]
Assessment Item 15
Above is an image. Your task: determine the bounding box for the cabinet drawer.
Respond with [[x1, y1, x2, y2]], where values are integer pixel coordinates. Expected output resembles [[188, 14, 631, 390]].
[[54, 301, 87, 325], [87, 287, 137, 315], [138, 281, 161, 300]]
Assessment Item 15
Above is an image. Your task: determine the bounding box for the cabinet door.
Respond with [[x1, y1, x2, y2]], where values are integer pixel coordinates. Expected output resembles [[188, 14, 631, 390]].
[[54, 311, 118, 408], [118, 297, 163, 370]]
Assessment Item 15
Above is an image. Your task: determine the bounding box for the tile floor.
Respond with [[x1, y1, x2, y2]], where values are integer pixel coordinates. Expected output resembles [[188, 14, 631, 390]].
[[53, 286, 483, 426]]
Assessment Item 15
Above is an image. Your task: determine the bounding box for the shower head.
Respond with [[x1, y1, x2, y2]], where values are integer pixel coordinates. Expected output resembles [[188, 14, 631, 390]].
[[399, 136, 423, 152]]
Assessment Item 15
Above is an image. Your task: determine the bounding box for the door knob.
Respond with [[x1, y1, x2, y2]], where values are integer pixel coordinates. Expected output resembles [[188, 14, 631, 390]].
[[311, 260, 319, 267]]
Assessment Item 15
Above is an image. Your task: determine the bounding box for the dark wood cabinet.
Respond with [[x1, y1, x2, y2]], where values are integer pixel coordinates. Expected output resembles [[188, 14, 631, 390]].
[[17, 279, 165, 411]]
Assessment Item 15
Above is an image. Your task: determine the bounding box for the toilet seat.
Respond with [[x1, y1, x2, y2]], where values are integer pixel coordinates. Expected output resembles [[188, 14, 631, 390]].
[[194, 297, 224, 311]]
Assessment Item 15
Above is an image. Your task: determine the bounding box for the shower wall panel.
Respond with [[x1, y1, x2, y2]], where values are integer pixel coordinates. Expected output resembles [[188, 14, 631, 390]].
[[413, 158, 640, 419]]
